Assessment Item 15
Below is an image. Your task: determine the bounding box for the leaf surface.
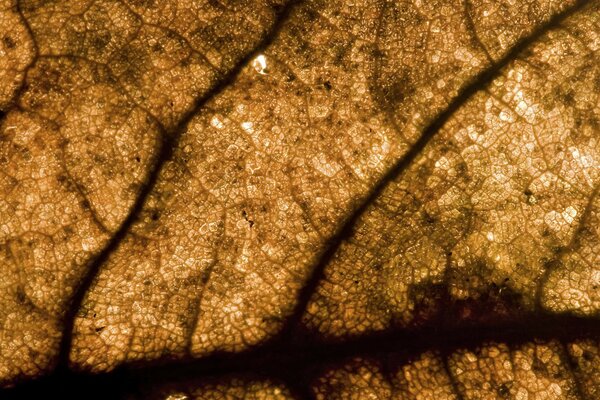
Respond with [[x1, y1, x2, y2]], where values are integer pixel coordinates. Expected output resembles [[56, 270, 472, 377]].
[[0, 0, 290, 383], [0, 0, 599, 398]]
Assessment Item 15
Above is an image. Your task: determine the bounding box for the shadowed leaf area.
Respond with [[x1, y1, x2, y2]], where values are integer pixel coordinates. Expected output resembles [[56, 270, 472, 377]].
[[0, 0, 599, 398]]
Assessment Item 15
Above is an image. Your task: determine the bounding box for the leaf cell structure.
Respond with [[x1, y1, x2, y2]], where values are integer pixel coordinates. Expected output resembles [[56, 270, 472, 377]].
[[0, 0, 599, 398]]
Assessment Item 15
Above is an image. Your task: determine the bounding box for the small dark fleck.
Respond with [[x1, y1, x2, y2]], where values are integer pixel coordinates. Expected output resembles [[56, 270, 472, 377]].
[[200, 270, 211, 284], [583, 350, 594, 361], [15, 287, 26, 304], [3, 36, 15, 49], [497, 383, 510, 397], [423, 212, 436, 224]]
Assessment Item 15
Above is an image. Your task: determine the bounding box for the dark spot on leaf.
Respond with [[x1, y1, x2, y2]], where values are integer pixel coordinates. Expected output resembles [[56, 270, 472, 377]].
[[91, 33, 110, 51], [552, 246, 564, 254], [531, 356, 548, 374], [3, 36, 15, 49], [200, 270, 211, 284], [422, 211, 436, 224], [15, 287, 27, 304], [371, 72, 415, 113], [497, 383, 511, 397]]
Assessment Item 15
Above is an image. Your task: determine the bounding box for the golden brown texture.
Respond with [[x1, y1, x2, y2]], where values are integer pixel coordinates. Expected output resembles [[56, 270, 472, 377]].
[[0, 0, 34, 109], [70, 0, 588, 373], [303, 1, 600, 338], [0, 0, 289, 384], [139, 377, 293, 400], [0, 0, 599, 396], [310, 339, 600, 400], [132, 338, 600, 400]]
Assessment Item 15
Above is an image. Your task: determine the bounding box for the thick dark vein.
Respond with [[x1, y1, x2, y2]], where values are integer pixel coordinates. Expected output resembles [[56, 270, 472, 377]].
[[2, 0, 598, 397], [279, 0, 594, 342], [56, 0, 306, 371], [3, 314, 600, 399]]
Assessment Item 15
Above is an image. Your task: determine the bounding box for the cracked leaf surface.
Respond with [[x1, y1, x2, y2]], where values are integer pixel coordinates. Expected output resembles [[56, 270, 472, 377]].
[[129, 337, 600, 400], [309, 339, 600, 400], [303, 1, 600, 338], [0, 0, 599, 397], [70, 0, 587, 372], [0, 0, 290, 384]]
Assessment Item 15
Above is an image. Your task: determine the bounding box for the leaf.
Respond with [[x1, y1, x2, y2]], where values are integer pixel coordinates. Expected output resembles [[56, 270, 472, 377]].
[[302, 1, 600, 338], [309, 340, 600, 400], [0, 0, 599, 398], [0, 0, 289, 383]]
